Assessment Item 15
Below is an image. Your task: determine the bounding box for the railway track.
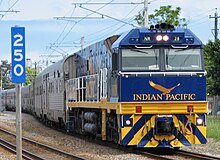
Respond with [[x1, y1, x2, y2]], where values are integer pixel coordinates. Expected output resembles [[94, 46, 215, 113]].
[[1, 115, 219, 160], [0, 126, 175, 160], [174, 149, 220, 160], [0, 127, 86, 160], [137, 148, 220, 160], [132, 149, 173, 160], [0, 137, 45, 160]]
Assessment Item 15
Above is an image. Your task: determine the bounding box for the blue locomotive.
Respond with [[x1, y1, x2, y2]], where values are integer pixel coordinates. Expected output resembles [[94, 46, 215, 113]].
[[0, 23, 207, 148]]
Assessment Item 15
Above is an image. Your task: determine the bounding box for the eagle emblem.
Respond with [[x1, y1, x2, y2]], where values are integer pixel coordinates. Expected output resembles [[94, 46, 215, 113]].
[[149, 81, 180, 95]]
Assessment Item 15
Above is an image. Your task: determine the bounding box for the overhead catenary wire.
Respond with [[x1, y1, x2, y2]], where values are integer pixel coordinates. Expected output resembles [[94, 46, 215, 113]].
[[46, 0, 115, 61], [72, 2, 143, 5], [78, 5, 137, 27], [0, 0, 20, 21], [70, 0, 158, 47], [85, 5, 142, 44], [47, 0, 157, 63]]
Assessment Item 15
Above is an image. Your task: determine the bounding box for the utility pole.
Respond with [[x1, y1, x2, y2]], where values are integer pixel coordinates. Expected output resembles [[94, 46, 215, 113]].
[[144, 0, 149, 28], [209, 8, 220, 116], [209, 8, 220, 40]]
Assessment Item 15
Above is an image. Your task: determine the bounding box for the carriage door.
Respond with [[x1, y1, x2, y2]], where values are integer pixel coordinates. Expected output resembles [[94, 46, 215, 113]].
[[42, 73, 49, 110]]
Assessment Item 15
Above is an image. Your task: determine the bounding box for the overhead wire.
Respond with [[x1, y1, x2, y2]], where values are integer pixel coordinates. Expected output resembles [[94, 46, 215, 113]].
[[0, 0, 19, 21], [188, 9, 215, 27], [86, 5, 143, 44], [47, 0, 180, 62], [75, 0, 159, 47], [68, 2, 144, 49], [46, 0, 115, 60]]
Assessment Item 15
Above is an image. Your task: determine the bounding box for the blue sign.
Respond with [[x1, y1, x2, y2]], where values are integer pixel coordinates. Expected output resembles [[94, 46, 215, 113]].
[[11, 27, 26, 83], [119, 76, 206, 102]]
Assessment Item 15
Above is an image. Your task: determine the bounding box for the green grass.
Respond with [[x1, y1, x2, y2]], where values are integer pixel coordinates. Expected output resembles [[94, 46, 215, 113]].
[[207, 116, 220, 140]]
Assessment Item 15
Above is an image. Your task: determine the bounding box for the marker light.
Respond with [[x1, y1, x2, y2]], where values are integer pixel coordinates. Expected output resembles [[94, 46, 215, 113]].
[[163, 35, 169, 41], [136, 106, 142, 113], [187, 105, 194, 112], [196, 118, 203, 125], [156, 35, 163, 41]]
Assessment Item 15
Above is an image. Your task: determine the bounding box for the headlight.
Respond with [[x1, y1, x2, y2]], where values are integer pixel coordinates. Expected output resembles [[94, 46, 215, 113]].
[[156, 35, 163, 41], [196, 118, 203, 125], [163, 35, 169, 41], [126, 120, 131, 125]]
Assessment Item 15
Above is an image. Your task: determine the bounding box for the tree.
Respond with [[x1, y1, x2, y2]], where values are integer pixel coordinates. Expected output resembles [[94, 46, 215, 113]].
[[25, 66, 37, 85], [204, 39, 220, 96], [135, 5, 188, 27], [0, 60, 14, 90]]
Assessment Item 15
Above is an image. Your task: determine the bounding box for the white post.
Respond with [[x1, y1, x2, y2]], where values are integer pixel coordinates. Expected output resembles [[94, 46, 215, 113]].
[[16, 84, 22, 160], [144, 0, 149, 28]]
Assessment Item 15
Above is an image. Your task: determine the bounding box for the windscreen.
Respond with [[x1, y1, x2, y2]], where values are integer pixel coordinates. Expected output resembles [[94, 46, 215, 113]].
[[122, 49, 159, 71], [121, 48, 203, 71], [165, 48, 202, 70]]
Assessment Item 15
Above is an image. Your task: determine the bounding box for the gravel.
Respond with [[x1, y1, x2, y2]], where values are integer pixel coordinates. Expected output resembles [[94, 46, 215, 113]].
[[0, 111, 219, 160], [0, 112, 153, 160]]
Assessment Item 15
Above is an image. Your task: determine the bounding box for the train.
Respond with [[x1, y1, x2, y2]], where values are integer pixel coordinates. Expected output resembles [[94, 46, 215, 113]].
[[0, 23, 208, 149]]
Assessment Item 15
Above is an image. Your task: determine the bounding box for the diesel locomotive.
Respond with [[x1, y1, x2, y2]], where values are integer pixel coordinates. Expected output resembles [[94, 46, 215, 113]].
[[0, 23, 208, 148]]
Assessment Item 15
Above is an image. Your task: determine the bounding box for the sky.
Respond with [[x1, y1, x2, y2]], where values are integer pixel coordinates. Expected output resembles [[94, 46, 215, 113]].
[[0, 0, 219, 66]]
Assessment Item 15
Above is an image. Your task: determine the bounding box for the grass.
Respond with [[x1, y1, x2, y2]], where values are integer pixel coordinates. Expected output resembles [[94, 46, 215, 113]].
[[207, 116, 220, 140]]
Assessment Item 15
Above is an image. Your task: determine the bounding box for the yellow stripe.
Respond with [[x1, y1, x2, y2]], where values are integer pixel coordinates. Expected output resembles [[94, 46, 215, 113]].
[[194, 114, 207, 141], [145, 137, 159, 147], [128, 115, 150, 145], [119, 101, 208, 114], [67, 100, 208, 115], [121, 126, 132, 140]]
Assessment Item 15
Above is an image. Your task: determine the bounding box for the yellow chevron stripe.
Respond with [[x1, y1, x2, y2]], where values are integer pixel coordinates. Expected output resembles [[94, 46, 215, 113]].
[[194, 114, 207, 143], [128, 115, 151, 145], [170, 139, 184, 147], [145, 137, 159, 147], [121, 115, 133, 140], [177, 118, 195, 144], [121, 114, 206, 147], [121, 115, 142, 140]]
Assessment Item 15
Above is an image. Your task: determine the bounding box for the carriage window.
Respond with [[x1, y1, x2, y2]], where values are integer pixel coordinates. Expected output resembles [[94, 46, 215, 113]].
[[165, 49, 202, 70], [122, 49, 159, 71]]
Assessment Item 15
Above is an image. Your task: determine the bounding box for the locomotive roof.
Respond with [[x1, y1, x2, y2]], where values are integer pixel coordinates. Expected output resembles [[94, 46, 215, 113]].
[[112, 27, 203, 49]]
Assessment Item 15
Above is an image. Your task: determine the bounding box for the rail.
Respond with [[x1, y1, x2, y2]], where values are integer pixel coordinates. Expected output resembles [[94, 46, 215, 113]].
[[0, 127, 86, 160], [174, 149, 220, 160], [0, 138, 44, 160]]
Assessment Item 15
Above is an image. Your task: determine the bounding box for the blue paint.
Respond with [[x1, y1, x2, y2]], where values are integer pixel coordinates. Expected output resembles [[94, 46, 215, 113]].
[[176, 115, 207, 144], [119, 76, 206, 102], [121, 115, 152, 145], [112, 28, 203, 49]]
